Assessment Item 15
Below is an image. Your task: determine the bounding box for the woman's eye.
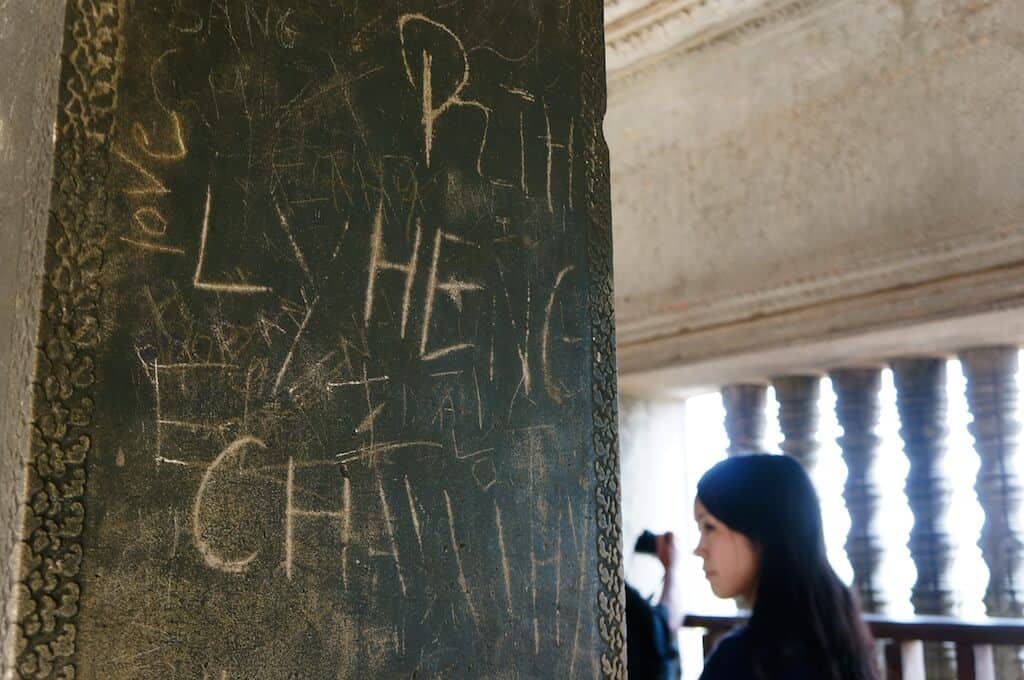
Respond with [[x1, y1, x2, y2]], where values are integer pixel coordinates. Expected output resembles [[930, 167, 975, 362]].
[[702, 523, 715, 532]]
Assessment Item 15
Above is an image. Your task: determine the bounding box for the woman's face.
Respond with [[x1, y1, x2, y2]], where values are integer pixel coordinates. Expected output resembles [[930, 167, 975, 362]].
[[693, 498, 760, 602]]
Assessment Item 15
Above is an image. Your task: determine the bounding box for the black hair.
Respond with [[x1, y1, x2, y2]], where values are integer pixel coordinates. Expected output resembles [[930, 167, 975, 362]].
[[697, 453, 878, 680]]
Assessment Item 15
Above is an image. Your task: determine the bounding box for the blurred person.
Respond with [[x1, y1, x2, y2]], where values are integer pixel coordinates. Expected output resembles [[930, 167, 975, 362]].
[[626, 530, 682, 680]]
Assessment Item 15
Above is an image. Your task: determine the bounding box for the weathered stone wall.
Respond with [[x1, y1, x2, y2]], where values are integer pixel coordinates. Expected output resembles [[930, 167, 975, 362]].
[[4, 2, 623, 678], [0, 3, 67, 677], [608, 0, 1024, 381]]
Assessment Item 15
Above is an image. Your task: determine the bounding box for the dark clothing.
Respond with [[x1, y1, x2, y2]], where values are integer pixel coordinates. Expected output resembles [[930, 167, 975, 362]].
[[625, 583, 681, 680], [699, 627, 815, 680]]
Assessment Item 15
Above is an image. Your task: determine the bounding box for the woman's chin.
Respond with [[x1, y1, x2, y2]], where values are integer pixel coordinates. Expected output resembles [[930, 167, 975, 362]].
[[710, 584, 736, 599]]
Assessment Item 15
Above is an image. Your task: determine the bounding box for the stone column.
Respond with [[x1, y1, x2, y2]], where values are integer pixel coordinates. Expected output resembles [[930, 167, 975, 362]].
[[959, 346, 1024, 678], [4, 3, 622, 678], [830, 367, 885, 614], [721, 383, 768, 455], [891, 357, 956, 680], [772, 375, 821, 473]]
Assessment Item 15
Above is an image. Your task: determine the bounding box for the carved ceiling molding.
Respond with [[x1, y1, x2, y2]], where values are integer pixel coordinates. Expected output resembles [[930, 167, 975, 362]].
[[615, 221, 1024, 351], [604, 0, 664, 25], [604, 0, 835, 85], [605, 0, 735, 72], [618, 297, 1024, 396]]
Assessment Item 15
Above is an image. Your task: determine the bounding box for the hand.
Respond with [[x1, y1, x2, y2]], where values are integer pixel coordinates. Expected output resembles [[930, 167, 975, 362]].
[[655, 531, 676, 572]]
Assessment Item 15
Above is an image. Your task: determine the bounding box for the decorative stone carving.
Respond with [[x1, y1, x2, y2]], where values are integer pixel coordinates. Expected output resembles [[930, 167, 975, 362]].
[[959, 346, 1024, 678], [891, 357, 956, 680], [12, 2, 121, 677], [772, 375, 820, 472], [0, 2, 67, 677], [603, 0, 829, 77], [721, 383, 767, 455], [583, 0, 628, 672], [830, 367, 885, 614]]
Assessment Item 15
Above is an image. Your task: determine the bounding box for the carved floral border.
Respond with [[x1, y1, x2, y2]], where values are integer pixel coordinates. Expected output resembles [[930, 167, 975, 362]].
[[582, 0, 628, 677], [13, 1, 121, 678]]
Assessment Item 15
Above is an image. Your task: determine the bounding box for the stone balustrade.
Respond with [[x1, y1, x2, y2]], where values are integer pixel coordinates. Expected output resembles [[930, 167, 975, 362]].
[[718, 350, 1024, 677]]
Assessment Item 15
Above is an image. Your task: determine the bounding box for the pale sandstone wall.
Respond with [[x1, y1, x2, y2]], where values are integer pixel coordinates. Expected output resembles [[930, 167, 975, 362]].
[[608, 0, 1024, 381]]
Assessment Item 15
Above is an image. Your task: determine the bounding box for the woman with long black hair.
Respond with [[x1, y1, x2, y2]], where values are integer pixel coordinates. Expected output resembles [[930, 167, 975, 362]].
[[694, 453, 878, 680]]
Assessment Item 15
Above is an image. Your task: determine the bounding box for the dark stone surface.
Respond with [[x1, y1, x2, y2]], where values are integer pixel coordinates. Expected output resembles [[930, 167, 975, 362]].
[[10, 1, 622, 678]]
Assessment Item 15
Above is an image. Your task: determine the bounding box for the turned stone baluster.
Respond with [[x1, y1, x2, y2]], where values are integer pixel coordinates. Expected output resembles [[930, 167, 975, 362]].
[[960, 346, 1024, 678], [721, 383, 767, 456], [772, 375, 821, 473], [891, 357, 957, 680], [831, 367, 885, 614]]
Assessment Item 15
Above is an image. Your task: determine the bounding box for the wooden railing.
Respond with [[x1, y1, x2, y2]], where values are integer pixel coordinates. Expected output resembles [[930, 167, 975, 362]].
[[683, 613, 1024, 680]]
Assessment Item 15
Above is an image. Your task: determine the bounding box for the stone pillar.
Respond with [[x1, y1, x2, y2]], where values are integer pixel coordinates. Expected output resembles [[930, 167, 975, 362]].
[[772, 375, 821, 473], [959, 346, 1024, 678], [4, 2, 623, 678], [830, 367, 885, 614], [721, 383, 768, 455], [891, 357, 956, 680]]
